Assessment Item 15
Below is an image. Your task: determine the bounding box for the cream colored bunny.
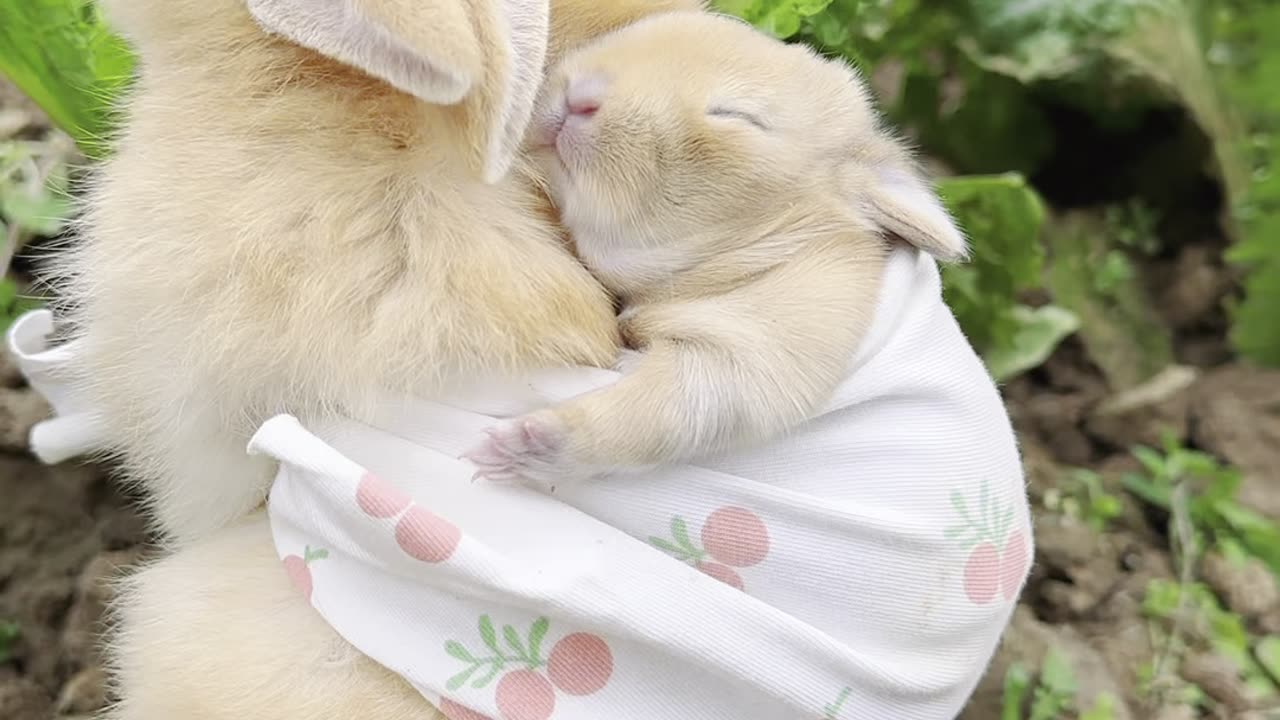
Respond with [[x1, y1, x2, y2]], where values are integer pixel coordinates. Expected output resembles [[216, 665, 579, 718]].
[[72, 1, 705, 718], [64, 7, 1030, 720], [466, 9, 968, 488], [61, 0, 696, 548]]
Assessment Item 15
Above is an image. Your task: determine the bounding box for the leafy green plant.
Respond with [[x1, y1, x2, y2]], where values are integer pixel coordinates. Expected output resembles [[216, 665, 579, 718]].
[[1027, 648, 1077, 720], [1122, 431, 1280, 578], [0, 621, 17, 663], [1254, 635, 1280, 686], [0, 277, 43, 333], [1214, 2, 1280, 365], [0, 132, 76, 267], [936, 174, 1046, 355], [0, 132, 74, 326], [937, 174, 1078, 380], [713, 0, 836, 41], [1001, 648, 1118, 720], [719, 3, 1079, 381], [1045, 469, 1124, 532], [0, 0, 134, 158], [1077, 694, 1119, 720], [1104, 201, 1162, 256], [1135, 655, 1208, 709], [1143, 579, 1279, 701], [0, 138, 72, 237], [1045, 212, 1175, 391], [1126, 433, 1280, 708], [725, 0, 1280, 373], [1091, 202, 1158, 294], [1002, 663, 1034, 720]]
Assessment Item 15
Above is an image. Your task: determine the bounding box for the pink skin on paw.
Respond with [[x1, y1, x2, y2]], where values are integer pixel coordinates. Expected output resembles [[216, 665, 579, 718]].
[[356, 472, 412, 519], [547, 633, 613, 696], [462, 414, 572, 489], [394, 507, 461, 563], [495, 670, 555, 720]]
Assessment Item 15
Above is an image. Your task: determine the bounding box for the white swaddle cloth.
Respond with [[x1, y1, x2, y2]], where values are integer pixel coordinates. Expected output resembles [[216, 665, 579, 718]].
[[9, 246, 1031, 720]]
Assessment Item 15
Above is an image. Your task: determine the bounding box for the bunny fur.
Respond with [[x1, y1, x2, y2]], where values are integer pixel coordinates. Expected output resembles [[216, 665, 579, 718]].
[[466, 10, 968, 489], [72, 0, 706, 718], [58, 0, 695, 547]]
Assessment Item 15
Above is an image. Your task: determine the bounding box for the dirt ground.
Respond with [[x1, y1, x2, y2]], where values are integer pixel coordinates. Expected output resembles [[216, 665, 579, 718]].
[[1, 85, 1278, 720]]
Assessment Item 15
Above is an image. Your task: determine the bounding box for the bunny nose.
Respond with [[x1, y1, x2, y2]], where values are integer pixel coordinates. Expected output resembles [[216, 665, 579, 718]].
[[565, 74, 607, 118]]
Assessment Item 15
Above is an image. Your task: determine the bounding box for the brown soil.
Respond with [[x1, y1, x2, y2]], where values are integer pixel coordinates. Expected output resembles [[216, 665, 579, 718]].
[[0, 353, 149, 720]]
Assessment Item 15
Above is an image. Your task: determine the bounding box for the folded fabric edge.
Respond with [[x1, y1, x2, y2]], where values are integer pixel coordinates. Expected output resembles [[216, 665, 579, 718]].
[[7, 308, 56, 363], [29, 415, 106, 465], [6, 309, 111, 464]]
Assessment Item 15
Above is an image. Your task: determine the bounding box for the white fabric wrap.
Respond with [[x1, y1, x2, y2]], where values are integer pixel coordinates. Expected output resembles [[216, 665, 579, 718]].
[[8, 246, 1031, 720], [6, 310, 108, 464]]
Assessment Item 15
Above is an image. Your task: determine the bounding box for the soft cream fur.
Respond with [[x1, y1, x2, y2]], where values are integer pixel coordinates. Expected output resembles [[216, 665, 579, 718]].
[[78, 1, 704, 718], [105, 514, 450, 719], [466, 11, 968, 488], [61, 0, 699, 548]]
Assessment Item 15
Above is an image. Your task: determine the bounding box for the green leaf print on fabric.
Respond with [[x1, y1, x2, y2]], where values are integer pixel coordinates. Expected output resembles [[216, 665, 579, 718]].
[[648, 507, 772, 592], [945, 481, 1030, 605], [443, 615, 614, 718], [823, 686, 852, 719]]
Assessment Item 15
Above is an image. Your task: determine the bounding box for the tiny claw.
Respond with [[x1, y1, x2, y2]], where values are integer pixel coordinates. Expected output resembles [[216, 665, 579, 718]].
[[458, 414, 580, 489]]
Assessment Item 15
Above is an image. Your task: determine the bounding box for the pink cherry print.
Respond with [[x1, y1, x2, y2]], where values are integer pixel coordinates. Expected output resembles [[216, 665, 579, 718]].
[[356, 472, 412, 518], [440, 697, 494, 720], [1000, 530, 1030, 600], [963, 543, 1001, 604], [701, 507, 770, 568], [696, 561, 744, 591], [495, 670, 555, 720], [282, 546, 328, 602], [547, 633, 613, 696], [395, 507, 461, 563], [283, 555, 312, 601]]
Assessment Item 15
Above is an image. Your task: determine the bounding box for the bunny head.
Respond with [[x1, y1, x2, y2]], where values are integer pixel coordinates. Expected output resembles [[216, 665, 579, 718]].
[[247, 0, 550, 183], [98, 0, 554, 184], [530, 10, 969, 263], [98, 0, 711, 185]]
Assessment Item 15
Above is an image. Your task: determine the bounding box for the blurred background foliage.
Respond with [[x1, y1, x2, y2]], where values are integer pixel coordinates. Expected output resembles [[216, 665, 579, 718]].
[[0, 0, 1276, 385], [718, 0, 1279, 388]]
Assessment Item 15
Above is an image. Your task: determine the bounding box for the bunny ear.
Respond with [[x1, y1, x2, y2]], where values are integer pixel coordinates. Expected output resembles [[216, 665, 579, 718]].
[[482, 0, 551, 183], [246, 0, 550, 183], [247, 0, 483, 104], [863, 166, 969, 263]]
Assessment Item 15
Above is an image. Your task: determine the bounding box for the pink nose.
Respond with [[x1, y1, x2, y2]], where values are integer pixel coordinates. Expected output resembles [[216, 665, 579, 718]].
[[565, 74, 606, 118]]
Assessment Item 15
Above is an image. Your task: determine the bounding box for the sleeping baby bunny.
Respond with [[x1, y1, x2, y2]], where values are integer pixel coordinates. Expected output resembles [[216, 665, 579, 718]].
[[467, 9, 969, 487], [57, 0, 701, 546]]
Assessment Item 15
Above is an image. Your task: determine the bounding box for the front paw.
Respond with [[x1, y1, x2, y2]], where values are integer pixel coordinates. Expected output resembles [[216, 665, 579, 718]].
[[461, 413, 587, 492]]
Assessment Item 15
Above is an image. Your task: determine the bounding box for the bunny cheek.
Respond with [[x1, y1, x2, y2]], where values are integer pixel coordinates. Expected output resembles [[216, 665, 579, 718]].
[[555, 117, 597, 167]]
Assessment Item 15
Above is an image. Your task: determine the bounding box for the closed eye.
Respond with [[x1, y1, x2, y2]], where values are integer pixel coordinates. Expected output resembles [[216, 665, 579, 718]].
[[706, 105, 770, 130]]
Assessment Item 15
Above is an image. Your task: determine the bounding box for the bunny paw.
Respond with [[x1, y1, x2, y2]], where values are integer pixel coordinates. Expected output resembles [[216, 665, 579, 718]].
[[463, 414, 584, 492]]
